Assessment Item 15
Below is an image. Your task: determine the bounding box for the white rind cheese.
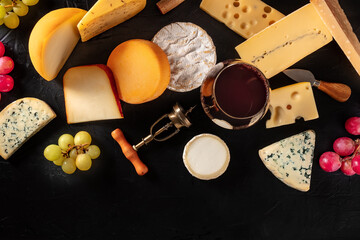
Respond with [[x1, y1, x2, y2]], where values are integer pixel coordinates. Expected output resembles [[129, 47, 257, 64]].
[[258, 130, 315, 192], [152, 22, 216, 92], [0, 98, 56, 159]]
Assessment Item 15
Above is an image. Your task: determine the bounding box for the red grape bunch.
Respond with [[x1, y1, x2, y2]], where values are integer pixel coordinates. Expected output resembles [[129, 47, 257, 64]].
[[0, 41, 15, 101], [319, 117, 360, 176]]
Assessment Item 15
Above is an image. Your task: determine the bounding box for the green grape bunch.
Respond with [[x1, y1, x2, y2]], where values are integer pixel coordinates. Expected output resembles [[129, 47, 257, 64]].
[[0, 0, 39, 29]]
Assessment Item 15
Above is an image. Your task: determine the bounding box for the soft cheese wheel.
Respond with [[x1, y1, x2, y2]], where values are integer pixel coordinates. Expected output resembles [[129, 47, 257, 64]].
[[183, 134, 230, 180], [107, 39, 170, 104]]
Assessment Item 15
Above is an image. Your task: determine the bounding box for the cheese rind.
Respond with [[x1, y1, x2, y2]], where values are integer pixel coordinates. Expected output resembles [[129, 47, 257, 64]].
[[266, 82, 319, 128], [200, 0, 284, 39], [77, 0, 146, 42], [0, 98, 56, 159], [311, 0, 360, 76], [235, 3, 333, 78], [258, 130, 315, 192]]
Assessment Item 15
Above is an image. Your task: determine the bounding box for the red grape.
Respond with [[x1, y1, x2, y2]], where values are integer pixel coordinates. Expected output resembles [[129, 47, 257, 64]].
[[341, 159, 356, 176], [345, 117, 360, 135], [351, 155, 360, 174], [0, 56, 14, 74], [319, 151, 341, 172], [0, 75, 14, 92], [333, 137, 355, 156], [0, 42, 4, 57]]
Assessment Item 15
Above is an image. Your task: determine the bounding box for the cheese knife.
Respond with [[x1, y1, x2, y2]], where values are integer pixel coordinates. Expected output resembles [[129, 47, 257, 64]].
[[283, 69, 351, 102]]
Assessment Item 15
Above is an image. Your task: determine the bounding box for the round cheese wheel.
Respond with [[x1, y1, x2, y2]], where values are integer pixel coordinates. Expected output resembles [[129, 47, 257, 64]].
[[107, 39, 170, 104], [183, 134, 230, 180]]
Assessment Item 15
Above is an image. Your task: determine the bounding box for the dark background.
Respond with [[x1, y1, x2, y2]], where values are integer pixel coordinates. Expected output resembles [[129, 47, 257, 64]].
[[1, 0, 360, 239]]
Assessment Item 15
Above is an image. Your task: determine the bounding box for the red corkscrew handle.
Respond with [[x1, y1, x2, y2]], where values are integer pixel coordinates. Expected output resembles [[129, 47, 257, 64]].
[[111, 128, 148, 176]]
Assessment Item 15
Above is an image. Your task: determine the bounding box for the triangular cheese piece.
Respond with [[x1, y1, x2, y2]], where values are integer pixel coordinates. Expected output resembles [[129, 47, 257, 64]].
[[77, 0, 146, 42], [258, 130, 315, 192]]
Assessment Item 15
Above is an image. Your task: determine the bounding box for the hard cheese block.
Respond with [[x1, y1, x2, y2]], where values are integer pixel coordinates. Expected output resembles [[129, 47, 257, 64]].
[[77, 0, 146, 42], [266, 82, 319, 128], [0, 98, 56, 159], [258, 130, 315, 192], [311, 0, 360, 76], [63, 64, 124, 124], [236, 3, 333, 78], [200, 0, 284, 39]]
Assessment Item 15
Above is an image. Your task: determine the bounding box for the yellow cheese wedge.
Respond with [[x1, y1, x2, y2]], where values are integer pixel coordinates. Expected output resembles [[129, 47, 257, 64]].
[[200, 0, 284, 39], [311, 0, 360, 76], [266, 82, 319, 128], [77, 0, 146, 42], [235, 3, 333, 78]]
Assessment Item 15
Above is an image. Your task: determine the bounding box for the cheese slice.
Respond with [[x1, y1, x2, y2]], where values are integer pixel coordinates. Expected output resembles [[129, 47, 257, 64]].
[[200, 0, 284, 39], [0, 98, 56, 160], [235, 3, 333, 78], [311, 0, 360, 76], [258, 130, 315, 192], [266, 82, 319, 128], [77, 0, 146, 42]]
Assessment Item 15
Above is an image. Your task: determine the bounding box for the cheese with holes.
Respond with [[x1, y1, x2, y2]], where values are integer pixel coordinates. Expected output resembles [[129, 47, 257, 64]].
[[77, 0, 146, 42], [258, 130, 315, 192], [266, 82, 318, 128], [236, 3, 333, 78], [200, 0, 284, 39], [311, 0, 360, 76], [0, 98, 56, 159]]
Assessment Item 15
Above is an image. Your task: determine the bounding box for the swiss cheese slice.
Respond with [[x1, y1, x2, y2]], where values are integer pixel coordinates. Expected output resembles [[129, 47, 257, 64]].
[[235, 3, 333, 78], [183, 134, 230, 180], [311, 0, 360, 76], [200, 0, 284, 39], [266, 82, 319, 128], [77, 0, 146, 42], [258, 130, 315, 192], [0, 98, 56, 159]]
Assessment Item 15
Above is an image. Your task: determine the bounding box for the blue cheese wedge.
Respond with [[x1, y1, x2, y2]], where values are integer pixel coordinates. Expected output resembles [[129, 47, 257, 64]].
[[0, 98, 56, 160], [258, 130, 315, 192]]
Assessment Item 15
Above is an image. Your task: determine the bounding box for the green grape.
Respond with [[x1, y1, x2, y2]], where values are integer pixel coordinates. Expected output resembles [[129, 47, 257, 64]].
[[74, 131, 92, 146], [0, 6, 6, 19], [69, 148, 78, 159], [53, 155, 65, 166], [13, 0, 28, 17], [58, 134, 74, 150], [0, 0, 13, 12], [4, 12, 19, 29], [44, 144, 62, 161], [76, 154, 92, 171], [62, 158, 76, 174], [86, 145, 100, 159], [22, 0, 38, 6]]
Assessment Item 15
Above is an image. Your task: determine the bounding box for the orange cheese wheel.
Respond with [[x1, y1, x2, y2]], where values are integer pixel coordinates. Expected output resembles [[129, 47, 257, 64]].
[[107, 39, 170, 104]]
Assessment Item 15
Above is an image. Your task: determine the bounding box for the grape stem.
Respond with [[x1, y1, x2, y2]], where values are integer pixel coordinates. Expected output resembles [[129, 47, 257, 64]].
[[342, 139, 360, 162], [62, 143, 90, 158]]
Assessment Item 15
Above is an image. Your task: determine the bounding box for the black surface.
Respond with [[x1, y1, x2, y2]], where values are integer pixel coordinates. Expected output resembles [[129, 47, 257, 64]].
[[1, 0, 360, 239]]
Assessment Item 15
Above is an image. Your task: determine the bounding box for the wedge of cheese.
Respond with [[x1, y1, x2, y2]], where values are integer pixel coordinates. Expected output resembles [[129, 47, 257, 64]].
[[77, 0, 146, 42], [266, 82, 319, 128], [258, 130, 315, 192], [236, 3, 333, 78], [200, 0, 284, 39], [311, 0, 360, 76], [0, 98, 56, 159]]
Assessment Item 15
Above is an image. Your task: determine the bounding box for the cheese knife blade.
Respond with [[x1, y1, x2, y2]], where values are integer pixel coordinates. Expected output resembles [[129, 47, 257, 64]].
[[283, 69, 351, 102]]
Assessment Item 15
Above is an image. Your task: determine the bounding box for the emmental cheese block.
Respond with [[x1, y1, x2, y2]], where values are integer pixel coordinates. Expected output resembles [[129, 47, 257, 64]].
[[235, 3, 333, 79], [311, 0, 360, 76], [266, 82, 319, 128], [200, 0, 284, 39], [258, 130, 316, 192], [77, 0, 146, 42], [0, 98, 56, 160]]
